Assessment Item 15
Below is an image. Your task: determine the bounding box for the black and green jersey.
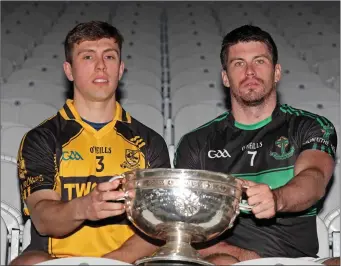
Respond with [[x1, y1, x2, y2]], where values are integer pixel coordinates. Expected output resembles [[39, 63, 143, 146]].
[[174, 104, 337, 258]]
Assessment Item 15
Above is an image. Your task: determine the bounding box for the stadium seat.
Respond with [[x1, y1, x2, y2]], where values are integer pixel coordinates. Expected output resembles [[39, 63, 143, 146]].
[[324, 208, 340, 257], [280, 70, 324, 86], [312, 58, 340, 87], [31, 44, 65, 65], [170, 53, 221, 78], [2, 26, 37, 56], [1, 43, 26, 68], [120, 83, 162, 111], [22, 57, 64, 70], [300, 43, 340, 66], [122, 103, 164, 137], [171, 66, 221, 94], [121, 67, 161, 91], [316, 215, 332, 258], [171, 81, 225, 117], [123, 54, 161, 78], [169, 42, 221, 63], [124, 41, 161, 61], [1, 156, 22, 215], [173, 103, 226, 146], [1, 58, 14, 83], [1, 217, 7, 265], [6, 68, 67, 87], [1, 201, 22, 264], [278, 85, 339, 106], [22, 219, 31, 251], [168, 31, 222, 51], [291, 33, 339, 51], [119, 30, 160, 47], [278, 56, 310, 74], [2, 83, 67, 109], [168, 21, 218, 37], [1, 123, 32, 158], [1, 98, 58, 127]]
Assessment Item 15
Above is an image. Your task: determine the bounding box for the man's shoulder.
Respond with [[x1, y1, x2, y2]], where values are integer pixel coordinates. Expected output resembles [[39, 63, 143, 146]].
[[23, 114, 60, 145], [278, 104, 335, 126]]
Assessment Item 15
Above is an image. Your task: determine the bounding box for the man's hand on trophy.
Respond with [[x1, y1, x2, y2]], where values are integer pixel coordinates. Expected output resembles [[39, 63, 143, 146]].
[[239, 179, 277, 219], [82, 179, 126, 221]]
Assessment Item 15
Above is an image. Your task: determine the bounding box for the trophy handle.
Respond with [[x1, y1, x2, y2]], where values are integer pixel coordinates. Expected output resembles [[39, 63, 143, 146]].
[[109, 174, 128, 201], [238, 184, 253, 211]]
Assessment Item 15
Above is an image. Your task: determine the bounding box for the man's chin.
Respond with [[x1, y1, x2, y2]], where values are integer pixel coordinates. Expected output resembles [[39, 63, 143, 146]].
[[241, 97, 265, 107]]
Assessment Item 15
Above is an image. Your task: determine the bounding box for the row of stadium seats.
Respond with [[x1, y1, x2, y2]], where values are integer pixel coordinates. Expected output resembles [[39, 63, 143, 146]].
[[1, 1, 339, 264]]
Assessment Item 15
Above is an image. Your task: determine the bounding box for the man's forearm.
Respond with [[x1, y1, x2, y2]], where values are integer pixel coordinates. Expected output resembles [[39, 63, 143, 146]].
[[274, 168, 326, 213], [198, 242, 260, 261], [32, 197, 86, 237], [103, 233, 160, 263]]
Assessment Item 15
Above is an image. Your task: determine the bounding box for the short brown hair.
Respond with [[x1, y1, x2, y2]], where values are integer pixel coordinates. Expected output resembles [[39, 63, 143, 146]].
[[220, 25, 278, 70], [64, 21, 124, 63]]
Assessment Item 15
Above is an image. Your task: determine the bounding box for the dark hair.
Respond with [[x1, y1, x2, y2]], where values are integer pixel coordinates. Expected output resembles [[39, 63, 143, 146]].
[[64, 21, 124, 64], [220, 25, 278, 70]]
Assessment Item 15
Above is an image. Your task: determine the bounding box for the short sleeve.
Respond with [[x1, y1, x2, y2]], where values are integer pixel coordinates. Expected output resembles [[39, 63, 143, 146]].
[[174, 134, 201, 169], [301, 116, 338, 159], [147, 135, 171, 168], [18, 128, 58, 202]]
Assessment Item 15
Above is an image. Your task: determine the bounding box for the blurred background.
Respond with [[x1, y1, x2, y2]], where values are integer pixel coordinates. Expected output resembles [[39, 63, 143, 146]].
[[0, 1, 340, 264]]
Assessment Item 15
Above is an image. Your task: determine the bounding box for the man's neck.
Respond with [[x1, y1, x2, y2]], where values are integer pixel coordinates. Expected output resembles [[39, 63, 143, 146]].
[[73, 96, 115, 123], [231, 95, 277, 125]]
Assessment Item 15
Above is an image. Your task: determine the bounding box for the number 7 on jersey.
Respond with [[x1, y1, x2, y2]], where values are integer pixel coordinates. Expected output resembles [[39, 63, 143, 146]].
[[247, 151, 257, 166]]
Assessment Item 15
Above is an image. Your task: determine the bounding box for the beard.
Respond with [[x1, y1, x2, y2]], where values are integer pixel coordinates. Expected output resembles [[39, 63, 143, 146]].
[[232, 79, 276, 107]]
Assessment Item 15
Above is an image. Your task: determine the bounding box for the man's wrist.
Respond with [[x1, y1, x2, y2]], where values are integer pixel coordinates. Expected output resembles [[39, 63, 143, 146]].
[[273, 188, 284, 212], [73, 196, 89, 221]]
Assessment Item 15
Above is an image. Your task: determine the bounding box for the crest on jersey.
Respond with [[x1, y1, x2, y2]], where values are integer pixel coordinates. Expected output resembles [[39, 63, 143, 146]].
[[121, 149, 140, 169], [269, 136, 295, 160], [321, 125, 334, 141]]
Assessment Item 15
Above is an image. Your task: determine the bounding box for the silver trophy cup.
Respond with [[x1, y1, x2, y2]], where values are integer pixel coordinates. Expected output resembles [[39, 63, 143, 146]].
[[116, 168, 252, 265]]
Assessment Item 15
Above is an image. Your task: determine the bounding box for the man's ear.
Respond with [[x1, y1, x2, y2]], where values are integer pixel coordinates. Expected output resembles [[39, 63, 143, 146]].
[[63, 61, 74, 82], [118, 61, 125, 81], [274, 63, 281, 83], [221, 70, 230, 87]]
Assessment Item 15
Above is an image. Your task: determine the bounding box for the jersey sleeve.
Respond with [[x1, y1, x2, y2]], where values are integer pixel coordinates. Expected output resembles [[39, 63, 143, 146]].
[[18, 128, 58, 202], [174, 134, 201, 169], [147, 134, 171, 168], [300, 116, 337, 159]]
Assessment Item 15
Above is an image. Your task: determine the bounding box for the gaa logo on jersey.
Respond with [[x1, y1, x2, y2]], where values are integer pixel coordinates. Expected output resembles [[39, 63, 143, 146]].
[[208, 149, 231, 159], [62, 151, 84, 161]]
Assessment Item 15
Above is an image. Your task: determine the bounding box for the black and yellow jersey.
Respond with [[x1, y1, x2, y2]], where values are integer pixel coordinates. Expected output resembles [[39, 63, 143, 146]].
[[174, 104, 337, 258], [18, 99, 170, 257]]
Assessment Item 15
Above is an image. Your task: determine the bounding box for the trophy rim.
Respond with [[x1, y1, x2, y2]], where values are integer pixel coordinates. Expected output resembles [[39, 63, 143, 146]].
[[124, 168, 238, 182]]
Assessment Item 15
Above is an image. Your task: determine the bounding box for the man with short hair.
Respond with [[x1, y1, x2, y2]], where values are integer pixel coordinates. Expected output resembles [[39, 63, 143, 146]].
[[175, 25, 339, 265], [11, 21, 170, 265]]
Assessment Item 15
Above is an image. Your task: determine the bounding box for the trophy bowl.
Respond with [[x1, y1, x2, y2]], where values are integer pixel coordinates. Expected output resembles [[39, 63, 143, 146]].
[[120, 168, 249, 265]]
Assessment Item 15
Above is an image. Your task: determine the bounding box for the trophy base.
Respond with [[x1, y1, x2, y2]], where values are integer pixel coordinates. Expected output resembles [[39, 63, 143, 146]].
[[135, 255, 214, 266], [135, 240, 213, 266]]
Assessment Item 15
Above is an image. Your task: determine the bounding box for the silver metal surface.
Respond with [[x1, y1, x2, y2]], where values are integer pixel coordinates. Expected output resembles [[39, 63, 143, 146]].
[[121, 168, 249, 265]]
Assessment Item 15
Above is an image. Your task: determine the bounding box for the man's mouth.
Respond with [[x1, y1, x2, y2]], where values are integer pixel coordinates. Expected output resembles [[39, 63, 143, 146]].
[[93, 78, 109, 83]]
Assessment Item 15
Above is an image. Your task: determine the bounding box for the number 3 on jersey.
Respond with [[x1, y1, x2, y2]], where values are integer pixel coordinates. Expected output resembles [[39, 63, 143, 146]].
[[96, 156, 104, 172], [247, 151, 257, 166]]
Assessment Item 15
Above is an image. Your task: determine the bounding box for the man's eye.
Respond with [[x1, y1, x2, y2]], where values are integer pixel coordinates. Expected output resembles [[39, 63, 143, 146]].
[[83, 55, 92, 60], [235, 61, 243, 67], [256, 59, 265, 64]]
